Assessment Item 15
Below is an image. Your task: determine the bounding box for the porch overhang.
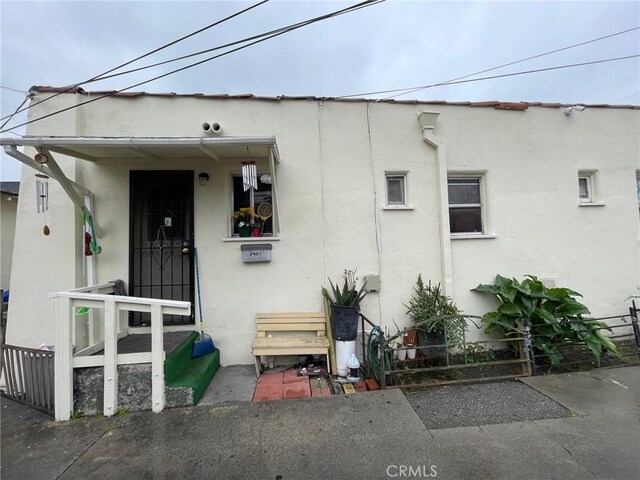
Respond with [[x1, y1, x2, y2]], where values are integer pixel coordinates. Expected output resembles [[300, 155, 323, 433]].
[[0, 136, 280, 163], [1, 136, 281, 238]]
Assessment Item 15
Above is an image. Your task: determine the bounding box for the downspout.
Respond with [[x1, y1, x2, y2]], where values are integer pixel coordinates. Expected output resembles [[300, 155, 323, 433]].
[[418, 112, 454, 297]]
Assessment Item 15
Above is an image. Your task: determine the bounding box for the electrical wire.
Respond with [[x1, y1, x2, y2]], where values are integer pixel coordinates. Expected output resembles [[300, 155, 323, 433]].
[[378, 26, 640, 100], [0, 96, 29, 131], [0, 0, 270, 123], [1, 0, 385, 133], [0, 85, 27, 94], [336, 54, 640, 100]]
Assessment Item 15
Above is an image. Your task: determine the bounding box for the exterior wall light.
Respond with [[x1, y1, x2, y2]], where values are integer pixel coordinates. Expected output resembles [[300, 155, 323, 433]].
[[564, 105, 586, 116], [198, 172, 210, 185], [34, 153, 49, 164]]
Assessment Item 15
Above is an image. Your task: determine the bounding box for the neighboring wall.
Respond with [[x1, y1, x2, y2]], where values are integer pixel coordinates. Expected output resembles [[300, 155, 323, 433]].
[[6, 93, 640, 365], [1, 189, 18, 291]]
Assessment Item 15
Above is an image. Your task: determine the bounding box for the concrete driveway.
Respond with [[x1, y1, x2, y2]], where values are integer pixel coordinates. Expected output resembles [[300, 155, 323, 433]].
[[2, 365, 638, 480]]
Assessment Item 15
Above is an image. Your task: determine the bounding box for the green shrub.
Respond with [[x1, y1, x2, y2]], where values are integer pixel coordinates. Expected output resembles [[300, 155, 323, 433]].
[[472, 275, 618, 365]]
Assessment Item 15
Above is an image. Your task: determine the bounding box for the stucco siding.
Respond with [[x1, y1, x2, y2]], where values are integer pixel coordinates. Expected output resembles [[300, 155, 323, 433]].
[[5, 92, 639, 365]]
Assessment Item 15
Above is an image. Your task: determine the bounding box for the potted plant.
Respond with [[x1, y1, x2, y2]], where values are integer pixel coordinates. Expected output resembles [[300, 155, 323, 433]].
[[405, 275, 466, 357], [323, 269, 368, 341], [233, 207, 260, 237]]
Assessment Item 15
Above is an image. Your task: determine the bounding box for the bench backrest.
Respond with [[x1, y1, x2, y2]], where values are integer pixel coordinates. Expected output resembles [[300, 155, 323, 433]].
[[255, 313, 327, 337]]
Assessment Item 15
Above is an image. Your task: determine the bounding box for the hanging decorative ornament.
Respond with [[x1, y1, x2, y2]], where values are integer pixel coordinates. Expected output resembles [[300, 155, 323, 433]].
[[241, 147, 258, 227], [35, 172, 50, 235]]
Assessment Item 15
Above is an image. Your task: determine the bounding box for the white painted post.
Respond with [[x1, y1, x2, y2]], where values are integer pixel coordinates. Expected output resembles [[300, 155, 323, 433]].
[[103, 299, 119, 417], [84, 195, 98, 347], [53, 296, 74, 421], [150, 303, 165, 413]]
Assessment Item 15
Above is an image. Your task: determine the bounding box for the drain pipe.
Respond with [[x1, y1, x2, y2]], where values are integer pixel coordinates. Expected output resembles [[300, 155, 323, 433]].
[[418, 112, 453, 297]]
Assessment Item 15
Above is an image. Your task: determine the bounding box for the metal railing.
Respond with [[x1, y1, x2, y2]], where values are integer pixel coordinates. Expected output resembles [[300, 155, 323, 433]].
[[1, 344, 55, 415], [363, 305, 640, 389], [50, 283, 190, 421]]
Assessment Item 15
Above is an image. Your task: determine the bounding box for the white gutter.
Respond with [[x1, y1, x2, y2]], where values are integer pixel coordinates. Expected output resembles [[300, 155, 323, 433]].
[[418, 112, 453, 297]]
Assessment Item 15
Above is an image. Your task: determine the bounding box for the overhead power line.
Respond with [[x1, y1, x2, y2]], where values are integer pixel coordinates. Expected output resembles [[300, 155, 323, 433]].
[[343, 55, 640, 100], [0, 0, 270, 123], [337, 25, 640, 100], [1, 0, 385, 133]]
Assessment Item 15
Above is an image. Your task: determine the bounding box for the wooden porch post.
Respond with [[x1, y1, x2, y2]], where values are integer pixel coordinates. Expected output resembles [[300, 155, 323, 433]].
[[53, 296, 74, 421], [150, 304, 165, 413], [103, 298, 119, 416]]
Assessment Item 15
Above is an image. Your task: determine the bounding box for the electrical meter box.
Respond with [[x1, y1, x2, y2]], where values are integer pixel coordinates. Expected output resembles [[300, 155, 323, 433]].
[[241, 244, 272, 263], [363, 274, 380, 292]]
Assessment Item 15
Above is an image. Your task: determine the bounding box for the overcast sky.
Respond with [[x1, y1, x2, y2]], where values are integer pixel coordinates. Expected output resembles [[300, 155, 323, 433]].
[[1, 0, 639, 181]]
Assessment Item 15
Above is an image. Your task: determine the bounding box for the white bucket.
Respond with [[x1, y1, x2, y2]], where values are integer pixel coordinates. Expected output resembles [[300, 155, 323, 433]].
[[335, 340, 356, 377]]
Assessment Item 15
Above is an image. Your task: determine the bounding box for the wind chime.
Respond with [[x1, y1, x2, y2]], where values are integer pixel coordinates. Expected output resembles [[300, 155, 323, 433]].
[[241, 148, 259, 237], [34, 152, 51, 235]]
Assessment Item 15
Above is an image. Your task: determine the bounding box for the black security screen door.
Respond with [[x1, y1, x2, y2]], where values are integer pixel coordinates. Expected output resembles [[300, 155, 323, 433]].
[[129, 171, 195, 326]]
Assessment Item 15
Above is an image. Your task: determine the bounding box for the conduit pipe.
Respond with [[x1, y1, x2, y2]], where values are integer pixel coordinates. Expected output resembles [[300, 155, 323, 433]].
[[418, 111, 453, 297], [202, 122, 223, 135]]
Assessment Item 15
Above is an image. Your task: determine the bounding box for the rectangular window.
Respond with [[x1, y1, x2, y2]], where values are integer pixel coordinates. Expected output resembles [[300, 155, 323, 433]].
[[578, 175, 592, 203], [385, 174, 406, 206], [448, 177, 483, 234], [232, 175, 273, 236]]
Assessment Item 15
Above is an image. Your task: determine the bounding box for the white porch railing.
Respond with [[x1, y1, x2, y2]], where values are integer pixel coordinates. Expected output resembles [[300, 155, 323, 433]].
[[50, 282, 191, 421]]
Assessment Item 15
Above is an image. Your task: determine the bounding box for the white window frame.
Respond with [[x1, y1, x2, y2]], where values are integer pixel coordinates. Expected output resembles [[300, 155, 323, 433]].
[[448, 176, 484, 235], [385, 172, 408, 207], [578, 175, 592, 203]]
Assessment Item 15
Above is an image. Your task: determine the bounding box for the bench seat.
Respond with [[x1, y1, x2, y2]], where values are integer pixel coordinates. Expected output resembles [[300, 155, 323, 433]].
[[251, 312, 331, 376]]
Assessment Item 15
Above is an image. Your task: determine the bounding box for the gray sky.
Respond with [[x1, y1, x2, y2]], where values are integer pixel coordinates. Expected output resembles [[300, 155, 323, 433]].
[[1, 0, 639, 180]]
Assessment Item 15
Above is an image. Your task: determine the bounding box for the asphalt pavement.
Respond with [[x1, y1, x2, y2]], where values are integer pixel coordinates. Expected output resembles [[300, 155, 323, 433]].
[[2, 365, 638, 480]]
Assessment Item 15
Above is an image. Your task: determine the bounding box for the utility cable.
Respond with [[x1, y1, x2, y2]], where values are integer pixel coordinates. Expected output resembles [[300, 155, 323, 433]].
[[336, 54, 640, 100], [337, 26, 640, 99], [1, 0, 385, 133], [74, 1, 384, 85], [0, 0, 270, 123]]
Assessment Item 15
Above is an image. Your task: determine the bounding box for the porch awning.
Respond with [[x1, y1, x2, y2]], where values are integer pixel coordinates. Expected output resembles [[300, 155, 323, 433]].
[[1, 136, 281, 237], [0, 136, 280, 163]]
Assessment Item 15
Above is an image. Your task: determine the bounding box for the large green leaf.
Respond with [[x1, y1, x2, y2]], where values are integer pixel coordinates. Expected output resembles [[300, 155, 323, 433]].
[[495, 275, 517, 302], [498, 303, 522, 316], [549, 287, 583, 299], [556, 300, 590, 317], [535, 308, 558, 325], [472, 283, 501, 295]]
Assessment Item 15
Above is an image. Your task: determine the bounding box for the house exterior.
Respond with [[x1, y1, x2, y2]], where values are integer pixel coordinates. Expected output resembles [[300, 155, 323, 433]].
[[1, 181, 19, 294], [3, 87, 639, 366]]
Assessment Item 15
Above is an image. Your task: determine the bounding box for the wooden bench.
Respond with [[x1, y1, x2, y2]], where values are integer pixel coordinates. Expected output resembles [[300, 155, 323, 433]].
[[251, 312, 332, 377]]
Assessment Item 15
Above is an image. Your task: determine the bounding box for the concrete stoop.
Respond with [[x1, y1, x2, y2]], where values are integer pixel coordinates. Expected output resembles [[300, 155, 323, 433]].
[[74, 331, 220, 415]]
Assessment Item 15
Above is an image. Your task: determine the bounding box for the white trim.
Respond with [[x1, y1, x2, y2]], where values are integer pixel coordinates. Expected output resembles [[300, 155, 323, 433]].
[[451, 233, 497, 240], [578, 202, 605, 207], [382, 205, 415, 210], [222, 237, 281, 243]]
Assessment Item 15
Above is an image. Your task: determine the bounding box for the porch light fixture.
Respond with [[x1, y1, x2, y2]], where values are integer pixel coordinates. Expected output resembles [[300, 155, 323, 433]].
[[34, 152, 49, 164], [198, 172, 209, 185], [260, 174, 272, 185]]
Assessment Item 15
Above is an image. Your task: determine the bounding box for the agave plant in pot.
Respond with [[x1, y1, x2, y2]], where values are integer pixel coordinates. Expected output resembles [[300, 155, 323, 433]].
[[323, 269, 368, 342]]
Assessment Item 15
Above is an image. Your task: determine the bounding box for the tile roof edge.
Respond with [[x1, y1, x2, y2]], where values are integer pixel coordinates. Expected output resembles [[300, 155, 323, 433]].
[[27, 86, 640, 109]]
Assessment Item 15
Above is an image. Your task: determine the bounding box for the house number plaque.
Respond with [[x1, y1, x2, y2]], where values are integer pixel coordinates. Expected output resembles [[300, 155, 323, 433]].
[[240, 244, 272, 263]]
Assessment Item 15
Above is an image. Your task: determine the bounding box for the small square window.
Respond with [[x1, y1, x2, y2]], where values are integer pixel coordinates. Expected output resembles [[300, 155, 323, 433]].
[[448, 177, 483, 234], [578, 175, 592, 203], [386, 174, 406, 206]]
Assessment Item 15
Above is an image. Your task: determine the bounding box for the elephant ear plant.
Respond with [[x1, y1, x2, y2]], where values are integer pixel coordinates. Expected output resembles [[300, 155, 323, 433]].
[[472, 275, 618, 365]]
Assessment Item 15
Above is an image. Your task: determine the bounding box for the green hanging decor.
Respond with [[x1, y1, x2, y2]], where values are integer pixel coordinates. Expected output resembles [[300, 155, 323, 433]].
[[81, 207, 102, 255]]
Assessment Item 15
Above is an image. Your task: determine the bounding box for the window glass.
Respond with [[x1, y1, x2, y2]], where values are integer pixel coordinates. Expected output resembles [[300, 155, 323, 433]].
[[386, 175, 405, 205], [448, 178, 481, 204], [636, 174, 640, 205], [578, 176, 591, 202], [232, 176, 273, 236], [448, 177, 483, 234]]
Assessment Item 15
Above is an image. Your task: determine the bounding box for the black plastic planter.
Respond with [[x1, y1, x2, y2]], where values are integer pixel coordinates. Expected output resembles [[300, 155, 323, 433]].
[[330, 305, 359, 341], [418, 330, 447, 358]]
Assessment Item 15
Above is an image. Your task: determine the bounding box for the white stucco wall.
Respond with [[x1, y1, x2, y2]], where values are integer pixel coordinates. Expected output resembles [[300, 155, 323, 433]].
[[6, 92, 639, 365], [1, 192, 18, 291]]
